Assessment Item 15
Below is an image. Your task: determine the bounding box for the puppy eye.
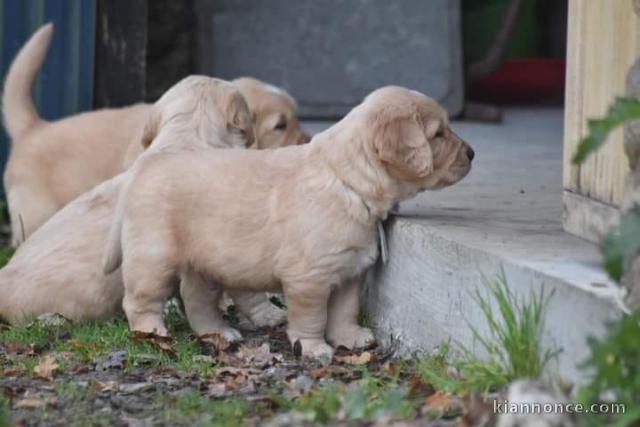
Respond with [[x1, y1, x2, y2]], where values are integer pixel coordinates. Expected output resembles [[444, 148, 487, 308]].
[[274, 119, 287, 131], [435, 129, 445, 138]]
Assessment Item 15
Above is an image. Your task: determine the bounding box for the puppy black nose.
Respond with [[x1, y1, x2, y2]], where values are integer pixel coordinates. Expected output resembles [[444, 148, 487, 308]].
[[466, 147, 475, 161]]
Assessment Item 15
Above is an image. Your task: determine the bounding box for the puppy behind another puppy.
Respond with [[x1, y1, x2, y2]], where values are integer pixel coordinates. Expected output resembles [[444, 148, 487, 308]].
[[2, 24, 309, 245], [0, 76, 278, 325], [103, 86, 474, 358]]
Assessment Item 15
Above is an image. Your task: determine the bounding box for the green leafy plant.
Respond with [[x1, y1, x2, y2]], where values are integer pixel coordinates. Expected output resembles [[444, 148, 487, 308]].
[[602, 214, 640, 282], [578, 310, 640, 427], [572, 97, 640, 164], [419, 271, 557, 395]]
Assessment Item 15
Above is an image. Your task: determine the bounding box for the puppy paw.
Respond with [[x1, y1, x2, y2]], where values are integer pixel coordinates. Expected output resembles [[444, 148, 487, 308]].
[[247, 304, 287, 328], [129, 322, 169, 337], [300, 340, 335, 362], [328, 326, 375, 349], [219, 326, 243, 342], [287, 331, 335, 362]]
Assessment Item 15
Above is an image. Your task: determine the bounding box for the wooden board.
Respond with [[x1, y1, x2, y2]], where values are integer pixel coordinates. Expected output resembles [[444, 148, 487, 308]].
[[564, 0, 640, 205], [563, 0, 640, 240]]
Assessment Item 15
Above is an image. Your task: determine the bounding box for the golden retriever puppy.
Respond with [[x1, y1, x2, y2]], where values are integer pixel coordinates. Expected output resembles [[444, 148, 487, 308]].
[[0, 76, 282, 325], [2, 24, 308, 245], [103, 86, 475, 358], [232, 77, 310, 149]]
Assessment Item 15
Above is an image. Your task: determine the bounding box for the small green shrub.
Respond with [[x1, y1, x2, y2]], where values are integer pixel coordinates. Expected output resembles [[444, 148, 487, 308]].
[[578, 310, 640, 427]]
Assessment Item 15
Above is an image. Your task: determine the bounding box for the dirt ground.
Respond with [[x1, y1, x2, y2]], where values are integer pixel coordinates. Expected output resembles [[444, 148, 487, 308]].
[[0, 310, 497, 427]]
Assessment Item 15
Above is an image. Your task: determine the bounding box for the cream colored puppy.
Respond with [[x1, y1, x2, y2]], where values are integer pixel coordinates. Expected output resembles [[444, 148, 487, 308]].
[[233, 77, 310, 149], [103, 86, 475, 358], [0, 76, 283, 325], [2, 24, 308, 245]]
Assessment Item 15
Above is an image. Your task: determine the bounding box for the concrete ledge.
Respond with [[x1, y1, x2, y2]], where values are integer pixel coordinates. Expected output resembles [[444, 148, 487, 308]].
[[367, 217, 622, 381], [361, 109, 624, 382]]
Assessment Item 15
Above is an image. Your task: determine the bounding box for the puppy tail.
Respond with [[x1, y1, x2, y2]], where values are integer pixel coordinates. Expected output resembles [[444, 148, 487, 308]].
[[102, 188, 126, 275], [2, 23, 53, 140]]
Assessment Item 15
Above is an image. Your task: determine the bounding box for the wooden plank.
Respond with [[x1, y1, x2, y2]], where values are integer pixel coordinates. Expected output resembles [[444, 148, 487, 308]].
[[563, 190, 621, 243], [93, 0, 147, 108], [563, 0, 640, 208]]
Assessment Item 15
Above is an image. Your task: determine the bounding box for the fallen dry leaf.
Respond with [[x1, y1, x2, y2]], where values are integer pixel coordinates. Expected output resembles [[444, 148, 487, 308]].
[[91, 380, 119, 392], [427, 391, 453, 412], [68, 339, 101, 353], [199, 333, 231, 352], [33, 355, 59, 380], [235, 343, 283, 366], [408, 376, 435, 398], [4, 342, 38, 356], [310, 367, 329, 380], [14, 396, 57, 409], [335, 351, 374, 365], [131, 331, 176, 356]]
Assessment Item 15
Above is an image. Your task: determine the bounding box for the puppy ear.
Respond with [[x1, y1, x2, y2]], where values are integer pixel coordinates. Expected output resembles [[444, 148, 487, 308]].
[[227, 94, 255, 147], [140, 109, 161, 148], [373, 108, 434, 178]]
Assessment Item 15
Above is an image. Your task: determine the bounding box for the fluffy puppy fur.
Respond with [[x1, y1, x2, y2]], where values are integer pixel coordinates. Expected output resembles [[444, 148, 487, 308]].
[[0, 76, 284, 326], [103, 86, 475, 358], [2, 24, 308, 245]]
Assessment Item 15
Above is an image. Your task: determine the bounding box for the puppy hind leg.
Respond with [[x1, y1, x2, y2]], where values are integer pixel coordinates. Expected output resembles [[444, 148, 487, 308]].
[[284, 283, 334, 360], [179, 268, 242, 342], [122, 255, 175, 337], [226, 290, 287, 328], [326, 276, 375, 349]]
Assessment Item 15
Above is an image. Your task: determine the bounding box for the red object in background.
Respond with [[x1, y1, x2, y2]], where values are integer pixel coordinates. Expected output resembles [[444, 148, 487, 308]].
[[468, 58, 566, 104]]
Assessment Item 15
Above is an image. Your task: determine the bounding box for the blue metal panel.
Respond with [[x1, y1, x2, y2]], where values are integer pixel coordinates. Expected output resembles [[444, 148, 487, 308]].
[[0, 0, 96, 189]]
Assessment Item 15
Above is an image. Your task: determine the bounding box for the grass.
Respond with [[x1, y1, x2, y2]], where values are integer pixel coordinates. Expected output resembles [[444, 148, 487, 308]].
[[470, 270, 558, 380], [281, 374, 415, 423], [0, 396, 10, 427], [418, 270, 558, 395], [0, 312, 216, 375], [158, 390, 260, 427]]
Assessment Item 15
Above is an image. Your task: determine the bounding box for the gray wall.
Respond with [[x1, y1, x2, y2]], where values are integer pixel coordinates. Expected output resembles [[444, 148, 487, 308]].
[[195, 0, 464, 118]]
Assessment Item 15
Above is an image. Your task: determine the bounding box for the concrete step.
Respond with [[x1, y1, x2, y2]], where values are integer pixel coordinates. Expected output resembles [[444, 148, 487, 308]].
[[360, 108, 624, 382]]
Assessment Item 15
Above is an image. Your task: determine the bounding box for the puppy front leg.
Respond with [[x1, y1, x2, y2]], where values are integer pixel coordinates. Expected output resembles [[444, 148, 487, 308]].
[[326, 276, 375, 349], [179, 268, 242, 342], [226, 290, 287, 328], [284, 283, 334, 360]]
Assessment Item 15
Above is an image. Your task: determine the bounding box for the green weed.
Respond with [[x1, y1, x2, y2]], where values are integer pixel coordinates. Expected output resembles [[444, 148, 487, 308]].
[[418, 270, 557, 395]]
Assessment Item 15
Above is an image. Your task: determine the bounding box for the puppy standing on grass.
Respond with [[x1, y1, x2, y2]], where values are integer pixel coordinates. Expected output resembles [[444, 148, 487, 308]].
[[103, 86, 475, 358], [2, 23, 309, 245], [0, 76, 284, 326]]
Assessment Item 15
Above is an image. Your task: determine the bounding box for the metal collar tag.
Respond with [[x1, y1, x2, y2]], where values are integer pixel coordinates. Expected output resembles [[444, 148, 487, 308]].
[[377, 221, 388, 265]]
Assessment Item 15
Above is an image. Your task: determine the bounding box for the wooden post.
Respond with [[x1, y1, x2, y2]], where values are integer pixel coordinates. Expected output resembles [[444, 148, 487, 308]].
[[94, 0, 147, 108], [562, 0, 640, 242]]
